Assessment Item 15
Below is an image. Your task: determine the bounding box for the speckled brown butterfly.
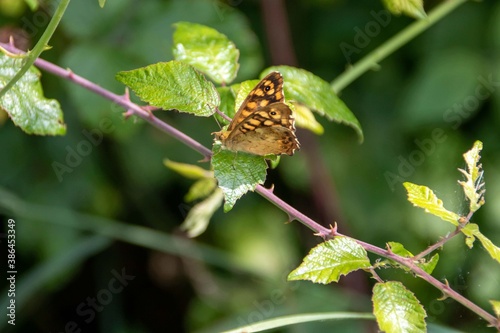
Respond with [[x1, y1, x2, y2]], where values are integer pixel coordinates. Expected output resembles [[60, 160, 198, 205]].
[[214, 71, 300, 156]]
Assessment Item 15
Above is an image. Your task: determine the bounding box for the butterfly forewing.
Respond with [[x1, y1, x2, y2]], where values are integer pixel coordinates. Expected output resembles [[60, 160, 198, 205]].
[[227, 72, 285, 132]]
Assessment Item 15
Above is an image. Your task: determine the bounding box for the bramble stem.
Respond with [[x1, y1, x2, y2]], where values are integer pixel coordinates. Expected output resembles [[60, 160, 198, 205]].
[[331, 0, 468, 93], [413, 227, 462, 261]]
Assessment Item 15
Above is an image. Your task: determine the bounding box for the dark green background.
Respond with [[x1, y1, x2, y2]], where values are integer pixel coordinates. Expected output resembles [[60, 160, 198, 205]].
[[1, 0, 499, 332]]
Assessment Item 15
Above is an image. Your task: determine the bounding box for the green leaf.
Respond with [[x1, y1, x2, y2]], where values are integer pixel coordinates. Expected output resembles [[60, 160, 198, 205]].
[[25, 0, 38, 11], [478, 233, 500, 264], [490, 300, 500, 318], [164, 159, 212, 179], [217, 86, 237, 123], [419, 253, 439, 275], [387, 242, 439, 274], [403, 182, 460, 225], [461, 223, 500, 263], [185, 178, 217, 202], [382, 0, 427, 19], [388, 241, 413, 257], [373, 281, 427, 333], [212, 144, 267, 212], [220, 312, 375, 333], [293, 103, 324, 135], [262, 66, 363, 142], [461, 223, 478, 248], [458, 140, 485, 213], [0, 54, 66, 135], [180, 188, 223, 238], [288, 237, 371, 284], [116, 60, 219, 116], [173, 22, 239, 84], [99, 0, 106, 8]]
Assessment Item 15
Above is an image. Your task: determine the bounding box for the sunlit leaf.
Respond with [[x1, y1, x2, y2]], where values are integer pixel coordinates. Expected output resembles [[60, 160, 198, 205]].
[[173, 22, 239, 84], [373, 281, 427, 333], [490, 300, 500, 318], [403, 182, 459, 225], [212, 144, 267, 212], [477, 233, 500, 264], [25, 0, 39, 10], [418, 253, 439, 275], [288, 237, 371, 284], [164, 159, 212, 179], [185, 178, 218, 202], [462, 223, 500, 263], [180, 189, 223, 238], [387, 242, 439, 274], [262, 65, 363, 142], [388, 241, 413, 257], [0, 54, 65, 135], [458, 141, 485, 213], [293, 103, 324, 135], [216, 85, 237, 124], [382, 0, 426, 19], [116, 60, 219, 116]]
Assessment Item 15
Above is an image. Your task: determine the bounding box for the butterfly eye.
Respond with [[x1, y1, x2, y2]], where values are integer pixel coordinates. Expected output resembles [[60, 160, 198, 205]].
[[270, 111, 277, 115], [264, 86, 271, 92]]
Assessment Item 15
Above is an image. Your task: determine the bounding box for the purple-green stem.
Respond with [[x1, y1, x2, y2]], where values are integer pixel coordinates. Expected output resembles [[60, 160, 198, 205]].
[[2, 42, 497, 329]]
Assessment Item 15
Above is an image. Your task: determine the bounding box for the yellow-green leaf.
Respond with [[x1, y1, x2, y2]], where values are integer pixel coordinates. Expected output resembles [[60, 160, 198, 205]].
[[461, 223, 478, 249], [185, 178, 217, 203], [164, 159, 212, 179], [490, 300, 500, 318], [462, 223, 500, 263], [388, 241, 413, 257], [382, 0, 427, 19], [458, 141, 485, 213], [387, 242, 439, 274], [288, 237, 370, 284], [293, 103, 324, 135], [180, 189, 223, 238], [403, 182, 460, 225], [373, 281, 427, 333]]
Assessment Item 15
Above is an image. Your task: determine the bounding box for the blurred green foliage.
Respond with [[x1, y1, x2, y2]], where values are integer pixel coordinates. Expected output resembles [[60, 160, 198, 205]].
[[1, 0, 500, 332]]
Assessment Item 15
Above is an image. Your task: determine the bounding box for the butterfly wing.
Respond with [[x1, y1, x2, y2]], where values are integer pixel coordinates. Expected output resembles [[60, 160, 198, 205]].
[[223, 103, 300, 156], [226, 71, 285, 132]]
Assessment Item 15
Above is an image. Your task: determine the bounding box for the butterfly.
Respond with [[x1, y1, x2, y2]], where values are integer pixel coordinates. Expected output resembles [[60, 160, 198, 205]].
[[213, 71, 300, 156]]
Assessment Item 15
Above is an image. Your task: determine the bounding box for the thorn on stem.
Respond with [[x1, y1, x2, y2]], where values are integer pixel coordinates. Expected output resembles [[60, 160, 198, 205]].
[[124, 109, 134, 119]]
